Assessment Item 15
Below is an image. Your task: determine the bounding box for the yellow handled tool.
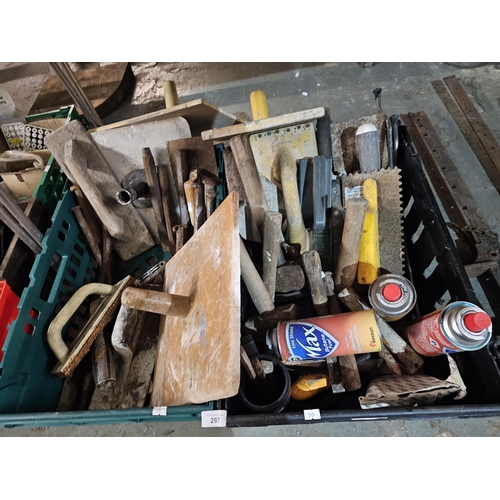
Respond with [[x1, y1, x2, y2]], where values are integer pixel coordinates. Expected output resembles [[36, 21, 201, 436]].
[[250, 89, 309, 253], [358, 178, 380, 284], [250, 90, 269, 120]]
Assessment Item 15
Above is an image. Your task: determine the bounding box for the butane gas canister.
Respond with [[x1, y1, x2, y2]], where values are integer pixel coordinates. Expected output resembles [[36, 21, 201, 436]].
[[368, 274, 417, 322], [405, 301, 492, 356], [267, 309, 382, 362]]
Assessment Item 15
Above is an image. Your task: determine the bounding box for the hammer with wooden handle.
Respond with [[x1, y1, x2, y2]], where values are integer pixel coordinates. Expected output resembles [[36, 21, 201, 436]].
[[334, 197, 368, 292], [301, 249, 329, 317]]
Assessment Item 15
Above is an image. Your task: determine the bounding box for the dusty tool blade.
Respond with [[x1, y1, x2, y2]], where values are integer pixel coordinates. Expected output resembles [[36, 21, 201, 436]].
[[331, 113, 387, 174], [341, 167, 404, 276]]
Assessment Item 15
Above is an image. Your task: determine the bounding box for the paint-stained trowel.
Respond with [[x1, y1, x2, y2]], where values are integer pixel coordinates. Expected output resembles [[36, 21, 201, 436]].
[[202, 91, 325, 253]]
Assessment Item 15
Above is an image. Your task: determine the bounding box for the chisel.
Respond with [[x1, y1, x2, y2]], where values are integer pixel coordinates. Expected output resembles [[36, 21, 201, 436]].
[[356, 123, 381, 173]]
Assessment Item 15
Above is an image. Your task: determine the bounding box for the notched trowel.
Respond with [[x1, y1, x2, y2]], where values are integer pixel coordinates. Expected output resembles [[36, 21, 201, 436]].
[[341, 167, 405, 276]]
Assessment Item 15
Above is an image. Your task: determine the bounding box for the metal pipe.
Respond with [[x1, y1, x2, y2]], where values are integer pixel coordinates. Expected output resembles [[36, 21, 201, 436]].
[[49, 62, 103, 128], [0, 204, 42, 254], [0, 183, 44, 245]]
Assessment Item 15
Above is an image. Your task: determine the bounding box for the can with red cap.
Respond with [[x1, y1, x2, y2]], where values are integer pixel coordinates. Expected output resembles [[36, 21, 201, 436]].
[[368, 274, 417, 322], [405, 301, 492, 356]]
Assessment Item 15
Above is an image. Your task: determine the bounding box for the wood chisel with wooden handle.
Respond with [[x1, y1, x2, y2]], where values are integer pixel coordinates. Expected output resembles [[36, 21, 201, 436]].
[[357, 178, 380, 285], [142, 147, 171, 253], [262, 211, 282, 302], [193, 179, 205, 231], [170, 149, 190, 227], [334, 197, 368, 292], [183, 169, 198, 226]]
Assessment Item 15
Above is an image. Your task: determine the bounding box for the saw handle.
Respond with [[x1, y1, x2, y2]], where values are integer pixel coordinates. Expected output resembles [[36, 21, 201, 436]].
[[48, 283, 116, 363]]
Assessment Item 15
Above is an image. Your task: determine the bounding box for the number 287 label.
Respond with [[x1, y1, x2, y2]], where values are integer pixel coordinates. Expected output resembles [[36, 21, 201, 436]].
[[201, 410, 227, 428]]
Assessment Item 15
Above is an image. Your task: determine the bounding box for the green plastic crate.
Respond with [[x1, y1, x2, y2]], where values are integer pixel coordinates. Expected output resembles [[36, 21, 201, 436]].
[[0, 182, 96, 415], [27, 105, 81, 209], [0, 185, 211, 427]]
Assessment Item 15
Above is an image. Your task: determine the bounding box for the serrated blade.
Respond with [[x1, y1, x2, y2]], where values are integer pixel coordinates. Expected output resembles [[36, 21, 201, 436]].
[[341, 167, 404, 276]]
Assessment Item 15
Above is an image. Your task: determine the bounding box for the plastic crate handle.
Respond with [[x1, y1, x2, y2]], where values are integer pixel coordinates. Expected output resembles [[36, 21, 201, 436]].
[[47, 283, 115, 362]]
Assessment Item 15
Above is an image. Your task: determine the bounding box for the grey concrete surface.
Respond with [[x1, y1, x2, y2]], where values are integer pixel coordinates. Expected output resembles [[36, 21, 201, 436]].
[[1, 61, 500, 437], [0, 416, 500, 437]]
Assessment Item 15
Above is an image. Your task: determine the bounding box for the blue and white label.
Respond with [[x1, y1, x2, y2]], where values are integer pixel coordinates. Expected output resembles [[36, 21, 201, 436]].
[[442, 347, 458, 354], [285, 322, 340, 360]]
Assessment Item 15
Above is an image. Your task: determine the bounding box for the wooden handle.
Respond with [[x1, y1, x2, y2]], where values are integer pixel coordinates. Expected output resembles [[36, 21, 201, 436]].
[[121, 287, 192, 318], [302, 250, 328, 314], [334, 197, 368, 292], [171, 149, 191, 227], [240, 346, 257, 380], [250, 90, 269, 120], [322, 272, 343, 315], [193, 181, 205, 231], [202, 175, 217, 218], [92, 331, 116, 390], [374, 315, 424, 375], [326, 357, 345, 393], [183, 169, 198, 226], [143, 147, 171, 253], [262, 211, 282, 301], [157, 163, 176, 253], [358, 178, 380, 285], [338, 355, 361, 391], [240, 237, 274, 314], [230, 135, 269, 240], [163, 80, 179, 109], [378, 343, 402, 375], [280, 148, 308, 252]]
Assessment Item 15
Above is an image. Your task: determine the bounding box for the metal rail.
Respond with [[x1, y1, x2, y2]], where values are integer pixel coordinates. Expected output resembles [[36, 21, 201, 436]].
[[49, 62, 103, 128]]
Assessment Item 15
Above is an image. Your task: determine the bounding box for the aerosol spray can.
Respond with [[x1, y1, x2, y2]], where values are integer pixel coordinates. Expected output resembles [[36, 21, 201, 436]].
[[267, 309, 382, 362], [368, 274, 417, 322], [405, 301, 492, 356]]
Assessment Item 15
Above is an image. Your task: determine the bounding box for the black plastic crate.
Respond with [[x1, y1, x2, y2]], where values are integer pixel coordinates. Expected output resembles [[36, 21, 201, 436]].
[[223, 119, 500, 427]]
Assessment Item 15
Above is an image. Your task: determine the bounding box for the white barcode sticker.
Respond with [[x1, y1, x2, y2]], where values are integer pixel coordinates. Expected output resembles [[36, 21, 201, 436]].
[[304, 409, 321, 421], [344, 186, 363, 202], [152, 406, 168, 416], [201, 410, 227, 428]]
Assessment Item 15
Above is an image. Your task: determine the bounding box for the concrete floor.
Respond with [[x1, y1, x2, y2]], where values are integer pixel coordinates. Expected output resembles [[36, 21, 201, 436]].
[[1, 61, 500, 437]]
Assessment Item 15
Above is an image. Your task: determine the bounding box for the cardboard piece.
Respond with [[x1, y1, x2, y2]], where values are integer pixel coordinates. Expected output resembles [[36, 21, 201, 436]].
[[359, 355, 467, 409]]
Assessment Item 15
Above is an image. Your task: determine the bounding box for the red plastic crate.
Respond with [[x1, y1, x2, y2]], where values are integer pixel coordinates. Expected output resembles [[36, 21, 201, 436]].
[[0, 281, 20, 362]]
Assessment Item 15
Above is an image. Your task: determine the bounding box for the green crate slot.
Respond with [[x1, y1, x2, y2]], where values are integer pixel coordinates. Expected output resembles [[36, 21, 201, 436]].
[[113, 245, 170, 282], [0, 183, 96, 414]]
